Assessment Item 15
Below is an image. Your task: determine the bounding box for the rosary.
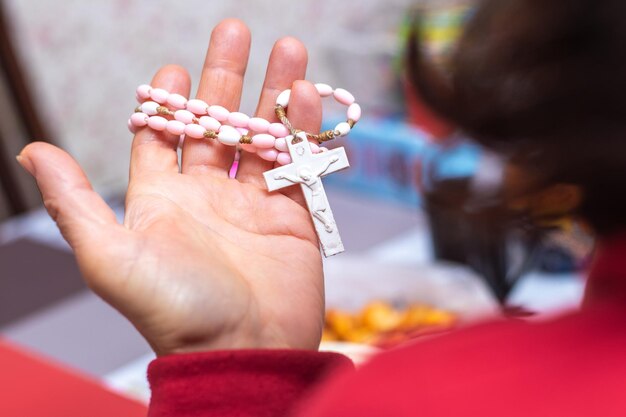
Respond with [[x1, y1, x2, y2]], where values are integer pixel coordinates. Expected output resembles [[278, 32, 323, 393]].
[[128, 83, 361, 257]]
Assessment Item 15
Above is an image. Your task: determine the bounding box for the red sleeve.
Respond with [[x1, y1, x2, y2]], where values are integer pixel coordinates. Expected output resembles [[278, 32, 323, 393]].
[[147, 349, 353, 417]]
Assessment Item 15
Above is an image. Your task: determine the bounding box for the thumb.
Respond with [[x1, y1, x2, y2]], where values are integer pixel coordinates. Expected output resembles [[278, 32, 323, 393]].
[[17, 142, 119, 252], [18, 142, 145, 325]]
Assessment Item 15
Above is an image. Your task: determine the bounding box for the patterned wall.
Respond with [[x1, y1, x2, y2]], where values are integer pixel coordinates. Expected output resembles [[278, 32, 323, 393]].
[[5, 0, 413, 194]]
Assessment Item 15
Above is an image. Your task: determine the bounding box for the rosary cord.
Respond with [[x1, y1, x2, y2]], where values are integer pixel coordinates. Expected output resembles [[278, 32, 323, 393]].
[[274, 105, 300, 142], [274, 105, 341, 144]]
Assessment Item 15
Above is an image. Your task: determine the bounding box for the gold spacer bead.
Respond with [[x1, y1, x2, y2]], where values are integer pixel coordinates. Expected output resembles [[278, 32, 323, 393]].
[[348, 119, 356, 128], [317, 129, 336, 142], [239, 135, 253, 144], [135, 106, 142, 113], [157, 106, 172, 116], [203, 130, 217, 139], [275, 105, 286, 118]]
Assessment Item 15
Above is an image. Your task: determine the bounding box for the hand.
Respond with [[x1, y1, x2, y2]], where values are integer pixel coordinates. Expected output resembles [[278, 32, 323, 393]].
[[17, 19, 326, 356]]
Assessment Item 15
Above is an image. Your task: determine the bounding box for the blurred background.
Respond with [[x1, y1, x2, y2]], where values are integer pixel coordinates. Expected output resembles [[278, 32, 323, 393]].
[[0, 0, 591, 413], [0, 0, 416, 200]]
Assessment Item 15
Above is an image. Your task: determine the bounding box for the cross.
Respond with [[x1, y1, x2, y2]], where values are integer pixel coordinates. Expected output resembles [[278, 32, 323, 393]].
[[263, 131, 350, 257]]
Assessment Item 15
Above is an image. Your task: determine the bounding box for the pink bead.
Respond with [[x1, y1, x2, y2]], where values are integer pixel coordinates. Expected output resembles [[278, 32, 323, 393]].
[[130, 112, 149, 127], [333, 88, 355, 105], [150, 88, 169, 104], [141, 101, 160, 116], [184, 124, 207, 139], [315, 83, 333, 97], [147, 116, 168, 131], [167, 93, 188, 109], [248, 117, 270, 133], [251, 134, 276, 149], [174, 110, 196, 124], [309, 142, 321, 153], [334, 122, 351, 136], [276, 89, 291, 107], [208, 105, 230, 121], [228, 112, 250, 128], [269, 123, 290, 138], [347, 103, 361, 122], [187, 99, 209, 115], [217, 125, 242, 145], [258, 148, 278, 162], [127, 119, 137, 133], [199, 116, 221, 132], [274, 137, 288, 152], [276, 152, 292, 165], [166, 120, 186, 135], [240, 143, 257, 153], [136, 84, 152, 100]]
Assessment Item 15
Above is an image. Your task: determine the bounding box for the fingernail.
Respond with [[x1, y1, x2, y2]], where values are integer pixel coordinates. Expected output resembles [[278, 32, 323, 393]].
[[16, 154, 35, 176]]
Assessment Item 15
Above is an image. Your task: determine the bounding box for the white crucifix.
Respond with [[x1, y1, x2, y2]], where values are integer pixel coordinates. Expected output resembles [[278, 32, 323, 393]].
[[264, 131, 350, 257]]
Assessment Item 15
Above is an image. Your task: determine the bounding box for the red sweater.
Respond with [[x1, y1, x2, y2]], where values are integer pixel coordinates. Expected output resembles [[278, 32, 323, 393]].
[[147, 234, 626, 417]]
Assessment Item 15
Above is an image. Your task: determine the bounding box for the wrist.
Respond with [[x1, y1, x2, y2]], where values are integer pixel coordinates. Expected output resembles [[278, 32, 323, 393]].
[[150, 324, 322, 357]]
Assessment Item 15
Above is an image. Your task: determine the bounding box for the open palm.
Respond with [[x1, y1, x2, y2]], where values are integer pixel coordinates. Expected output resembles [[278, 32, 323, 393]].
[[19, 20, 327, 356]]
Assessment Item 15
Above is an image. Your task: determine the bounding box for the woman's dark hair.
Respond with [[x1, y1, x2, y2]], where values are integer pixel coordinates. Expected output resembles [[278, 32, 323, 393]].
[[408, 0, 626, 235]]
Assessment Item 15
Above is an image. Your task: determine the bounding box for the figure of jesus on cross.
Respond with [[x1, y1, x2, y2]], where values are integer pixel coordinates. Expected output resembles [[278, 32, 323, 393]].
[[264, 131, 350, 257]]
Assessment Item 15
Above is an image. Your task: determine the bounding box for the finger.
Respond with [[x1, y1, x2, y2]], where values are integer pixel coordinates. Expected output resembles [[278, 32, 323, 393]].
[[130, 65, 191, 178], [236, 37, 308, 185], [276, 80, 323, 206], [182, 19, 251, 176], [18, 143, 141, 314], [286, 80, 322, 137], [17, 142, 121, 252]]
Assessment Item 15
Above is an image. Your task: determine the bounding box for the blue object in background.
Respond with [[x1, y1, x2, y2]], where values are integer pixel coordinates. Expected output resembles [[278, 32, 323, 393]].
[[421, 140, 482, 192], [537, 245, 578, 273], [321, 117, 481, 207]]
